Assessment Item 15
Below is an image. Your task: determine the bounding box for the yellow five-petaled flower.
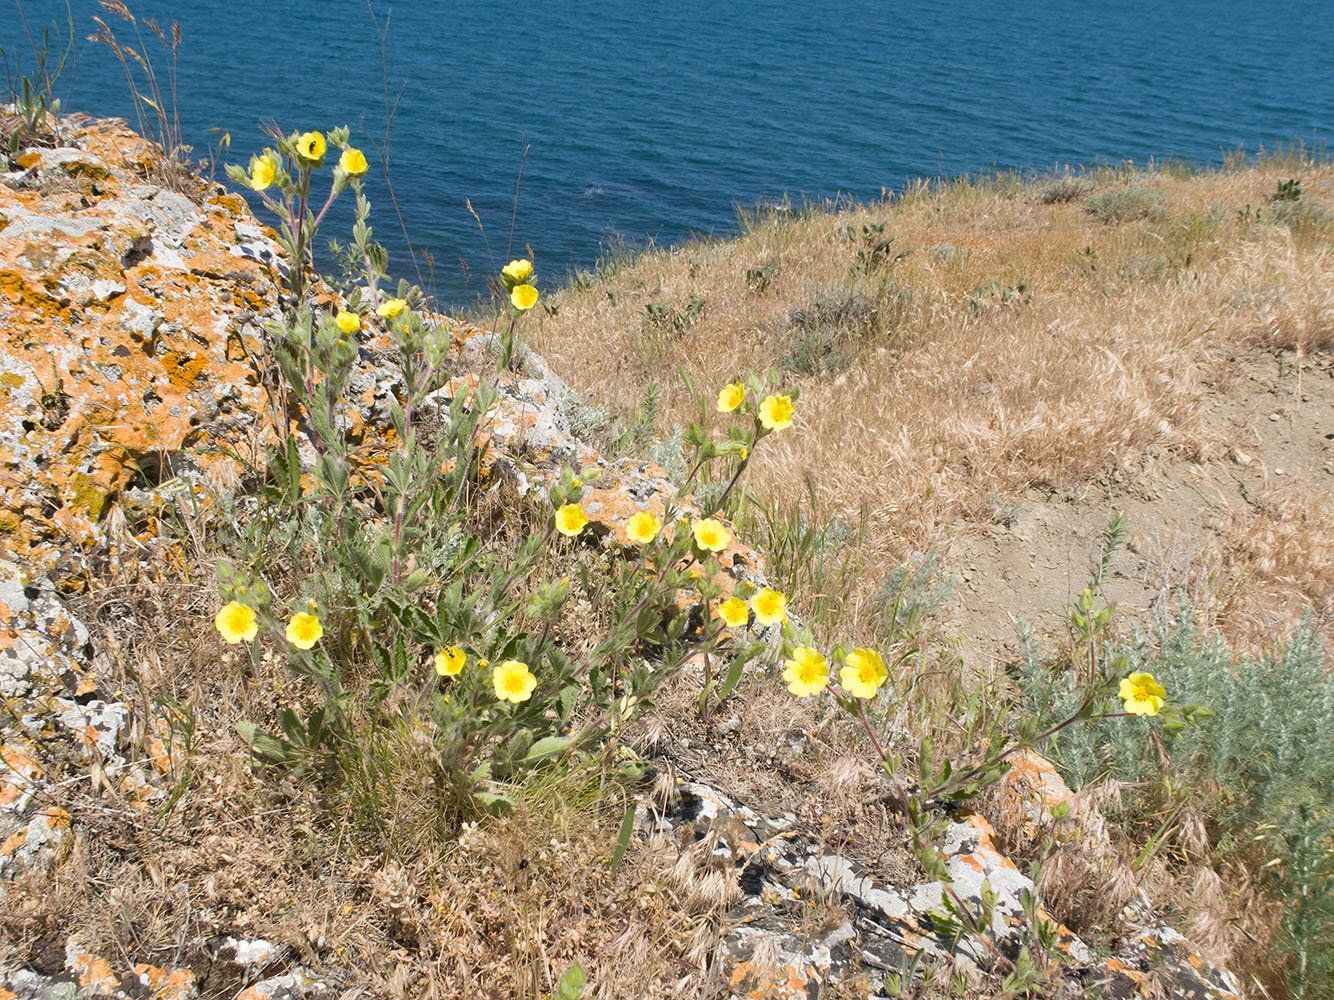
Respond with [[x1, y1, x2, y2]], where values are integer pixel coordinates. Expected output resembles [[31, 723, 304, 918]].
[[840, 647, 887, 699], [555, 503, 588, 536], [435, 646, 466, 677], [749, 587, 787, 627], [493, 659, 537, 703], [215, 600, 258, 644], [334, 310, 360, 335], [717, 381, 745, 413], [511, 284, 539, 311], [692, 518, 730, 552], [758, 394, 795, 431], [296, 131, 326, 163], [625, 510, 661, 544], [783, 647, 829, 697], [502, 258, 534, 284], [716, 596, 749, 628], [1119, 671, 1166, 716], [285, 611, 323, 650], [376, 298, 407, 319], [339, 147, 368, 177], [248, 152, 277, 191]]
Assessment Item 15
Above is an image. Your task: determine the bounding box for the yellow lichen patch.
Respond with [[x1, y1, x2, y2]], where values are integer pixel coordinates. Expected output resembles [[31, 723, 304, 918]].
[[1, 743, 44, 805], [205, 192, 249, 216], [728, 958, 812, 1000], [0, 269, 71, 319], [69, 952, 119, 993], [134, 965, 196, 1000], [146, 736, 172, 774], [0, 830, 26, 855]]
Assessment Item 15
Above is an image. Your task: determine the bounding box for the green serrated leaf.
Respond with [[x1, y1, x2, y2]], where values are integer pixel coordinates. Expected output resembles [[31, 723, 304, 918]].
[[525, 736, 572, 762]]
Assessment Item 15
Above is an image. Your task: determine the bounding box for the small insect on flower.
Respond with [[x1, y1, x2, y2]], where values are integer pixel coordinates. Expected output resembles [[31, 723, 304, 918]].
[[334, 310, 361, 335], [625, 510, 661, 544], [296, 131, 327, 163], [339, 147, 368, 176], [502, 258, 534, 284], [692, 518, 730, 552], [511, 284, 540, 311], [758, 394, 795, 431], [434, 646, 466, 677], [749, 587, 787, 627], [783, 647, 829, 697], [716, 596, 749, 628], [376, 298, 407, 319], [555, 503, 588, 536], [493, 660, 537, 703], [840, 647, 887, 699], [215, 601, 258, 644], [1119, 671, 1166, 716], [716, 381, 745, 413], [248, 152, 277, 191], [285, 612, 324, 650]]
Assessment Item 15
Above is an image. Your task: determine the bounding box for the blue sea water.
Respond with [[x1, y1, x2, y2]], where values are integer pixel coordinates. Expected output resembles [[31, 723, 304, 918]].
[[3, 1, 1332, 306]]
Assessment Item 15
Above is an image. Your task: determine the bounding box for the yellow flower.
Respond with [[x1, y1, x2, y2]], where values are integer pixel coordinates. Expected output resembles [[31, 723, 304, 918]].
[[738, 446, 748, 461], [750, 587, 787, 627], [1119, 671, 1166, 716], [840, 648, 887, 699], [758, 394, 795, 431], [334, 310, 361, 335], [339, 147, 368, 176], [716, 381, 745, 413], [502, 258, 534, 284], [511, 283, 539, 311], [555, 503, 588, 536], [285, 612, 323, 650], [297, 131, 326, 162], [434, 646, 466, 677], [214, 601, 257, 644], [716, 597, 749, 628], [625, 510, 660, 544], [783, 647, 829, 697], [478, 658, 489, 669], [376, 298, 407, 319], [248, 152, 277, 191], [692, 518, 730, 552], [493, 659, 537, 703]]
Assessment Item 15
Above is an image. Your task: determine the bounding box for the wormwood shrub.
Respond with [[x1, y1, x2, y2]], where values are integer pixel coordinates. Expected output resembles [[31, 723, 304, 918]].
[[1032, 173, 1092, 204], [1086, 184, 1166, 223], [1018, 601, 1334, 998]]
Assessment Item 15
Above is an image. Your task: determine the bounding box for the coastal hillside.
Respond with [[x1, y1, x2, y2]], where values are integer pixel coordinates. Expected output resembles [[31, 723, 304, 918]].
[[531, 161, 1334, 658], [0, 108, 1330, 1000]]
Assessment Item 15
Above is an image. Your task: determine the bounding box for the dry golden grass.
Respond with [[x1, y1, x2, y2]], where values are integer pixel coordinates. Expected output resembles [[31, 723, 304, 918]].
[[531, 160, 1334, 641]]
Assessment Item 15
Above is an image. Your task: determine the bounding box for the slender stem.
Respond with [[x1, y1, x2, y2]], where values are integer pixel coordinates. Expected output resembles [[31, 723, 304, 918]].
[[707, 447, 752, 518], [856, 700, 913, 814]]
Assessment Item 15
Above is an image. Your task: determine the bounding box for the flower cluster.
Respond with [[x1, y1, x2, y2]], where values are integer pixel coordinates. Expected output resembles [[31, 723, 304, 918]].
[[780, 644, 887, 700], [214, 600, 324, 652], [234, 127, 369, 196], [500, 258, 540, 312]]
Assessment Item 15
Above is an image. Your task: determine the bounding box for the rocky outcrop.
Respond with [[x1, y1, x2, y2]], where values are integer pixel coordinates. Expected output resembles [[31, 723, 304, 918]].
[[0, 118, 1243, 998]]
